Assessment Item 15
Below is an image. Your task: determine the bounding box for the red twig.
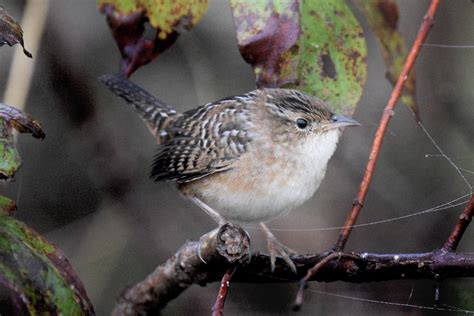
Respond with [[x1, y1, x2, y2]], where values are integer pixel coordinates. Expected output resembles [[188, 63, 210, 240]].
[[211, 265, 238, 316], [443, 194, 474, 252], [333, 0, 441, 252], [294, 0, 441, 309], [294, 253, 344, 310]]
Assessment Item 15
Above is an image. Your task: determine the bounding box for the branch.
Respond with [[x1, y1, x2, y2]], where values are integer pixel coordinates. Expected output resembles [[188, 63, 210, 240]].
[[294, 1, 442, 306], [333, 0, 441, 252], [443, 194, 474, 252], [112, 224, 250, 316], [294, 252, 346, 310], [211, 265, 237, 316], [112, 226, 474, 315]]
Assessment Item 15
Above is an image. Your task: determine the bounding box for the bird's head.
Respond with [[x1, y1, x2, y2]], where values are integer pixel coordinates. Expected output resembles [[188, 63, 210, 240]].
[[259, 89, 359, 145]]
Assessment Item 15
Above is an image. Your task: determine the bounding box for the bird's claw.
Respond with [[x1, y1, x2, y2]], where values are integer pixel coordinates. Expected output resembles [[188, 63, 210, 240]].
[[266, 235, 297, 273]]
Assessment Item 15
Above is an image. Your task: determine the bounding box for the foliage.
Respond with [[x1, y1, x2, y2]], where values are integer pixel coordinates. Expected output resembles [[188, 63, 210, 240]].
[[0, 210, 94, 315], [0, 6, 31, 57], [0, 104, 44, 179], [99, 0, 414, 116], [0, 7, 94, 315], [98, 0, 208, 76], [98, 0, 208, 39], [230, 0, 367, 115]]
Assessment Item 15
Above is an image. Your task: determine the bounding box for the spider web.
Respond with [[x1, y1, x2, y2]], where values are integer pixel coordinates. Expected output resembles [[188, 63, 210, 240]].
[[247, 41, 474, 312], [245, 121, 472, 232], [308, 287, 474, 314]]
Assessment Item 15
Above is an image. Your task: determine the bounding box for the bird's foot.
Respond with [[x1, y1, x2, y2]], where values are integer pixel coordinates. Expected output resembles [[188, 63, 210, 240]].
[[266, 234, 297, 273], [260, 222, 297, 273]]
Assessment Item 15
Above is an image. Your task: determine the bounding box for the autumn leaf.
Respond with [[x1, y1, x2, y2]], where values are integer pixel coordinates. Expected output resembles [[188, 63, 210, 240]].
[[98, 0, 208, 77], [0, 6, 32, 57], [0, 105, 93, 314], [0, 213, 94, 315], [0, 104, 44, 180], [230, 0, 367, 115], [0, 196, 16, 216]]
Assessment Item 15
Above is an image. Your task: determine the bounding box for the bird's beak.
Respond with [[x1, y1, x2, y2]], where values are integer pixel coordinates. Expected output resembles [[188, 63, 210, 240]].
[[323, 115, 360, 131]]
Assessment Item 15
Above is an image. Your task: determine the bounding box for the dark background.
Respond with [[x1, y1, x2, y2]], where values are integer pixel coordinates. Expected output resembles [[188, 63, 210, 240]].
[[0, 0, 473, 314]]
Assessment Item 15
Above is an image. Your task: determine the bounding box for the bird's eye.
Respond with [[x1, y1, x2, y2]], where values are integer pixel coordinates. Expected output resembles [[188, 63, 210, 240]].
[[296, 118, 308, 129]]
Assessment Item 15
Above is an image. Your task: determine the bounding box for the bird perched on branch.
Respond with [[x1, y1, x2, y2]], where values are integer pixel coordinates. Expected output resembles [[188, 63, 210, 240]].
[[100, 74, 359, 272]]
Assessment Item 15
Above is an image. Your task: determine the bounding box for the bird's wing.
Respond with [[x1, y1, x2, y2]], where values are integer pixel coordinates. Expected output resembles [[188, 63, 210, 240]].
[[151, 93, 258, 183], [99, 74, 180, 141]]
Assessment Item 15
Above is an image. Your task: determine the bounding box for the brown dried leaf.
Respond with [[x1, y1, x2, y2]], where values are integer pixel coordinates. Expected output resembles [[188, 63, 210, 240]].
[[0, 6, 32, 57]]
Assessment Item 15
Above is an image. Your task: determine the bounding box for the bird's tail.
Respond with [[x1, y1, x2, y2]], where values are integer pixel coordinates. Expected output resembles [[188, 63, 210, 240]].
[[99, 74, 179, 139]]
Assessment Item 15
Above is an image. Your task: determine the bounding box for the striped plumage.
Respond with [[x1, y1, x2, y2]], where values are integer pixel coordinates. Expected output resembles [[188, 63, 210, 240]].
[[100, 74, 179, 142], [101, 74, 337, 187], [151, 93, 255, 182], [101, 74, 359, 271]]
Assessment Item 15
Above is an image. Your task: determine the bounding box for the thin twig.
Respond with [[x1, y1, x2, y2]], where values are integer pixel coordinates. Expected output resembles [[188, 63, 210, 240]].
[[294, 252, 348, 311], [211, 265, 238, 316], [333, 0, 441, 252], [292, 0, 442, 309], [443, 194, 474, 252], [111, 225, 474, 315], [112, 224, 250, 316]]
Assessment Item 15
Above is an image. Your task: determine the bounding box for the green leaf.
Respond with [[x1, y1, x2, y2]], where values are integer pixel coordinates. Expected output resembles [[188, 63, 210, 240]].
[[0, 105, 90, 314], [0, 140, 21, 180], [353, 0, 418, 120], [0, 213, 94, 314], [0, 104, 45, 180], [0, 6, 32, 57], [0, 196, 16, 216], [230, 0, 367, 115], [98, 0, 208, 39]]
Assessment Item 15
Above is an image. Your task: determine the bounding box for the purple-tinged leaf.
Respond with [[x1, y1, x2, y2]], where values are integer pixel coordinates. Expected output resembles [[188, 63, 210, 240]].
[[98, 0, 208, 77], [0, 213, 94, 314], [230, 0, 367, 115], [0, 6, 32, 57], [0, 104, 45, 180]]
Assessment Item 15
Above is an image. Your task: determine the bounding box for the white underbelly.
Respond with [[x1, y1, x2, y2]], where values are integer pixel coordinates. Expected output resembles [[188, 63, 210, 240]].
[[213, 167, 326, 223], [193, 130, 340, 223]]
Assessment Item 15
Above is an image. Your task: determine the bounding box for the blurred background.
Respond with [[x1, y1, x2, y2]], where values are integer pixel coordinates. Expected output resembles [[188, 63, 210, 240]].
[[0, 0, 473, 314]]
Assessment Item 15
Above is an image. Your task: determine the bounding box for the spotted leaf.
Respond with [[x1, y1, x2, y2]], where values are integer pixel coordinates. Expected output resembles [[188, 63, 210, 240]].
[[0, 104, 44, 180], [0, 213, 94, 315], [230, 0, 367, 115]]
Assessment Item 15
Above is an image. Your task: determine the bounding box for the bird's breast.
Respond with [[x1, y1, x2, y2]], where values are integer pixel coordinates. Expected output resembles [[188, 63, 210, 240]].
[[181, 130, 340, 223]]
